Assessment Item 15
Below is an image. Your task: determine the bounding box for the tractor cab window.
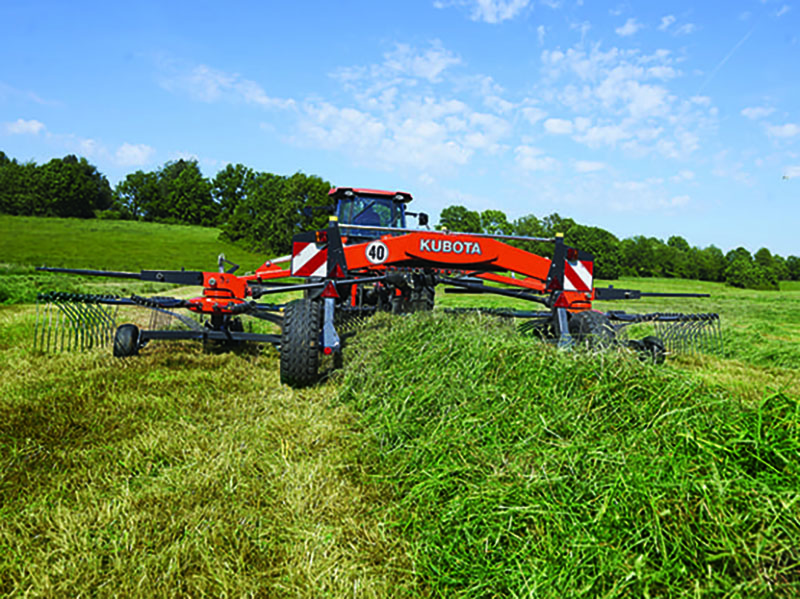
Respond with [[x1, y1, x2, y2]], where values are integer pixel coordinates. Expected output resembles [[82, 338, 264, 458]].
[[339, 195, 403, 228]]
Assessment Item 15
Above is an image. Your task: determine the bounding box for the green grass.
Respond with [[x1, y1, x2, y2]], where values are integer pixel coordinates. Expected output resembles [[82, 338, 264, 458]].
[[0, 214, 267, 271], [341, 313, 800, 597], [0, 326, 416, 597], [0, 214, 271, 305], [1, 215, 798, 596]]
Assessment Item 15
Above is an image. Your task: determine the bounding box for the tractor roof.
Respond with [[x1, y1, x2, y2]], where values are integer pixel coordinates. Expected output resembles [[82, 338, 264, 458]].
[[328, 187, 412, 203]]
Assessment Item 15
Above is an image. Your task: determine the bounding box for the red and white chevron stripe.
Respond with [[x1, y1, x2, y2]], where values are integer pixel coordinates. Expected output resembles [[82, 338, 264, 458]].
[[291, 242, 328, 277], [564, 259, 593, 292]]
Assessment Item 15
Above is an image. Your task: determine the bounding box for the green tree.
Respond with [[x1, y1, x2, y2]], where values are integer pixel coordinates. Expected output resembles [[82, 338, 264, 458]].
[[510, 213, 550, 257], [0, 158, 40, 215], [565, 224, 623, 280], [158, 160, 216, 226], [480, 209, 512, 235], [540, 213, 576, 237], [786, 255, 800, 281], [212, 163, 255, 223], [724, 247, 778, 290], [438, 205, 482, 233], [622, 236, 661, 277], [38, 155, 112, 218], [697, 245, 726, 282], [221, 171, 331, 254], [771, 254, 789, 281], [113, 170, 160, 220]]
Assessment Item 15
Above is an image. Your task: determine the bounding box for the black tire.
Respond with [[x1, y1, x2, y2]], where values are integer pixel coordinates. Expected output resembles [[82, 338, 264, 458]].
[[626, 336, 667, 364], [280, 298, 322, 387], [568, 310, 615, 350], [641, 335, 667, 365], [113, 324, 140, 357]]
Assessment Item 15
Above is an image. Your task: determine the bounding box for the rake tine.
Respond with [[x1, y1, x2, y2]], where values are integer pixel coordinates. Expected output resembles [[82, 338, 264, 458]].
[[34, 298, 41, 351], [87, 303, 105, 348], [73, 302, 93, 350], [47, 299, 54, 353], [54, 300, 77, 351], [60, 299, 88, 351]]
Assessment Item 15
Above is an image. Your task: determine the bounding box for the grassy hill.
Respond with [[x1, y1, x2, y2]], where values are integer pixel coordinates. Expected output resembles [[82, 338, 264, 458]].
[[1, 215, 798, 596], [0, 214, 270, 304]]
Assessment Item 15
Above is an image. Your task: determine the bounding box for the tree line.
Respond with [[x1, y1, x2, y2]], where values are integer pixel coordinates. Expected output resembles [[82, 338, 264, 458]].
[[438, 205, 798, 290], [1, 151, 797, 289]]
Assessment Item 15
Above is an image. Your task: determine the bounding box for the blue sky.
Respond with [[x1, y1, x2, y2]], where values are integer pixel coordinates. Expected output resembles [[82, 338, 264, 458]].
[[1, 0, 798, 256]]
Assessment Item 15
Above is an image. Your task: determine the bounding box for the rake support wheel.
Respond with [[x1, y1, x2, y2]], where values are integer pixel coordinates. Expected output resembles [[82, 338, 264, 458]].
[[569, 310, 615, 350], [113, 324, 140, 357], [280, 298, 322, 388]]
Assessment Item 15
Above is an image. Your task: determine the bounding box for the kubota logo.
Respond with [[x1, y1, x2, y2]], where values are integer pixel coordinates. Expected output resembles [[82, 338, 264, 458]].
[[419, 238, 482, 255]]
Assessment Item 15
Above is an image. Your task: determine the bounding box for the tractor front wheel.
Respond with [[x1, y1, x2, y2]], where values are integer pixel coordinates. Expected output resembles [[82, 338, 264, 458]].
[[280, 298, 322, 387]]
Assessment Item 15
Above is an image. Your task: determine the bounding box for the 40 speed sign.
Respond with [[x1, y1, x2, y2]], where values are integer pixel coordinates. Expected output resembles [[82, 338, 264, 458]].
[[365, 240, 389, 264]]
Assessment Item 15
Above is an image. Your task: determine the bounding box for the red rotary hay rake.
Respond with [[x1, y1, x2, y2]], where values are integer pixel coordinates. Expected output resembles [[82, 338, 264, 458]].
[[36, 187, 720, 387]]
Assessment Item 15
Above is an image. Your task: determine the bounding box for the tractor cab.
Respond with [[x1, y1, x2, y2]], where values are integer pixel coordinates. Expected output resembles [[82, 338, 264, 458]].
[[329, 187, 418, 243]]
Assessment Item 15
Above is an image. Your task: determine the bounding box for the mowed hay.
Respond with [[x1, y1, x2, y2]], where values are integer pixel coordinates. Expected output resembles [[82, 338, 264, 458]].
[[341, 312, 800, 598], [0, 322, 416, 598]]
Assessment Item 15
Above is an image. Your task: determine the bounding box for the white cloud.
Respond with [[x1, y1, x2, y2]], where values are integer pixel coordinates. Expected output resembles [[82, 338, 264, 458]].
[[78, 138, 102, 158], [115, 143, 156, 167], [741, 106, 774, 120], [537, 25, 546, 45], [675, 23, 696, 35], [538, 41, 716, 159], [162, 64, 293, 108], [647, 66, 677, 79], [784, 165, 800, 179], [666, 194, 690, 207], [290, 40, 522, 176], [767, 123, 800, 138], [384, 42, 461, 82], [570, 21, 592, 40], [607, 177, 692, 212], [543, 117, 573, 134], [521, 105, 547, 124], [658, 15, 675, 31], [6, 118, 45, 135], [515, 145, 559, 171], [461, 0, 531, 24], [575, 124, 630, 147], [574, 160, 605, 172], [615, 18, 642, 37], [776, 5, 790, 17], [671, 169, 695, 182]]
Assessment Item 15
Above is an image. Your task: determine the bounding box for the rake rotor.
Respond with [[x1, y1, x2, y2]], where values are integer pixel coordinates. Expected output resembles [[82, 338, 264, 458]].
[[34, 292, 120, 353], [609, 311, 722, 355]]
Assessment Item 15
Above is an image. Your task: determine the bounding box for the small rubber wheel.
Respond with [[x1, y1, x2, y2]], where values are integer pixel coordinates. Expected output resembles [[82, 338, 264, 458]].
[[568, 310, 615, 350], [641, 336, 666, 364], [280, 298, 322, 387], [113, 324, 140, 357]]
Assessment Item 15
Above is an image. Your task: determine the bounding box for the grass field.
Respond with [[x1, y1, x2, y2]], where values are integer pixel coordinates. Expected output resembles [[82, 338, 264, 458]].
[[0, 214, 269, 305], [1, 216, 798, 597]]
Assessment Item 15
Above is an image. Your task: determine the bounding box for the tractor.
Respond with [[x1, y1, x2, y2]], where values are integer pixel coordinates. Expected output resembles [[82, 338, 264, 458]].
[[36, 186, 721, 387]]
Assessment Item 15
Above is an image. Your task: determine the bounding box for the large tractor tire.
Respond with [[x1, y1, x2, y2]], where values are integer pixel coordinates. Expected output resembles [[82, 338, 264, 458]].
[[280, 298, 322, 388], [113, 324, 140, 357], [569, 310, 615, 350]]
